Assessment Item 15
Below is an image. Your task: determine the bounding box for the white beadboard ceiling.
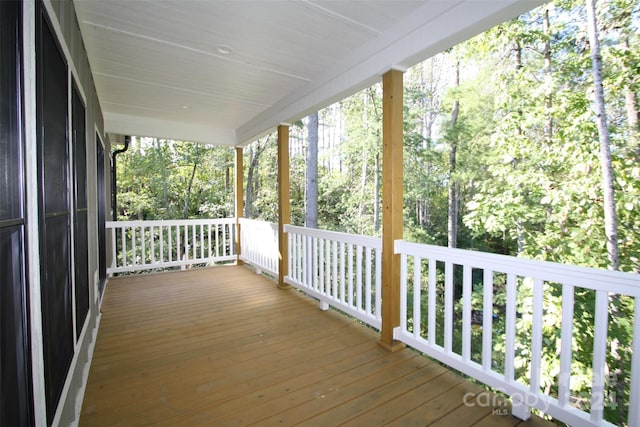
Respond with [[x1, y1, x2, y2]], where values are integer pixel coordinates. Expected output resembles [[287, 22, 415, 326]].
[[74, 0, 545, 146]]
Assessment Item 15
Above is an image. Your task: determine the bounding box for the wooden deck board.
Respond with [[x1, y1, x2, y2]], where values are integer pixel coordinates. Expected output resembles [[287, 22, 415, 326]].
[[80, 266, 556, 427]]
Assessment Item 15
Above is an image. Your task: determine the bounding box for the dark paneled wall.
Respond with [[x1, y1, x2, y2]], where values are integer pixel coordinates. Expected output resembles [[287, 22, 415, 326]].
[[1, 1, 108, 423], [36, 10, 75, 423], [73, 83, 89, 338], [31, 1, 107, 424]]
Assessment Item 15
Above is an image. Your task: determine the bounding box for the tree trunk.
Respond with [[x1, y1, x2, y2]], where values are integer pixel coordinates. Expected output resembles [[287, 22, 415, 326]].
[[543, 6, 553, 143], [358, 91, 370, 221], [244, 138, 268, 218], [448, 61, 460, 249], [358, 148, 367, 219], [513, 38, 527, 255], [244, 146, 255, 218], [627, 88, 640, 160], [626, 87, 639, 132], [420, 60, 435, 229], [622, 38, 639, 158], [156, 139, 169, 212], [182, 158, 198, 218], [618, 23, 640, 158], [447, 137, 458, 249], [306, 112, 318, 228], [586, 0, 620, 270]]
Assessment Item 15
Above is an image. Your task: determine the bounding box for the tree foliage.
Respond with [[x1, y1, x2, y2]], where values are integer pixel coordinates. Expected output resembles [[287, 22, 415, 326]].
[[115, 138, 234, 220]]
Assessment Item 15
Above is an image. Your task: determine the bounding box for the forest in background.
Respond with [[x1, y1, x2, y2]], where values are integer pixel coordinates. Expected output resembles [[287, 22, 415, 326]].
[[115, 1, 639, 423]]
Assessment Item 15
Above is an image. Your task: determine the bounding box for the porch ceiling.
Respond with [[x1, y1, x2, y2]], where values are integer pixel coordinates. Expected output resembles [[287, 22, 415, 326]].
[[74, 0, 545, 147]]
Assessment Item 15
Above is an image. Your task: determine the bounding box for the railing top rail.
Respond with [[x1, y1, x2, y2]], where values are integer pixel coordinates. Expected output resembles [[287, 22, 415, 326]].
[[106, 218, 235, 228], [285, 224, 381, 249], [395, 239, 640, 296]]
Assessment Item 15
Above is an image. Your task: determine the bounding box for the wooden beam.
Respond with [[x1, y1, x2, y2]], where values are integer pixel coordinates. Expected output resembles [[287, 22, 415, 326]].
[[277, 124, 290, 289], [379, 69, 405, 351], [235, 147, 244, 263]]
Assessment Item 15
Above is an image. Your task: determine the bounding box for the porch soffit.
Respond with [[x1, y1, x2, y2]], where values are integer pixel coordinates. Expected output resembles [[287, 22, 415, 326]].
[[74, 0, 546, 147]]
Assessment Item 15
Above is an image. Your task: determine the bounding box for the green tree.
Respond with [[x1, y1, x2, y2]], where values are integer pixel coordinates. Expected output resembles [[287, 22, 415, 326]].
[[116, 138, 234, 220]]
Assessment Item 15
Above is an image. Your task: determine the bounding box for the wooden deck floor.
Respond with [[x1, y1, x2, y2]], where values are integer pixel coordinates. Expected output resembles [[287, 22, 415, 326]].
[[80, 265, 555, 427]]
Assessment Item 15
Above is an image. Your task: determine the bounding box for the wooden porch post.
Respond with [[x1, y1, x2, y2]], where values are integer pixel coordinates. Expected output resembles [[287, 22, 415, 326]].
[[235, 147, 244, 263], [277, 124, 290, 289], [379, 69, 405, 351]]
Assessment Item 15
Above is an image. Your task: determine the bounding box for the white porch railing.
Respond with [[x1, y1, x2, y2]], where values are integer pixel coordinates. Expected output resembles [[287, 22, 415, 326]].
[[285, 225, 382, 330], [394, 240, 640, 427], [106, 218, 236, 275], [238, 218, 279, 276]]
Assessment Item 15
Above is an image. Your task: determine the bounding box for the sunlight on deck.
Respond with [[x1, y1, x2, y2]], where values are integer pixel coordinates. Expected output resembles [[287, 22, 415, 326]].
[[80, 266, 555, 426]]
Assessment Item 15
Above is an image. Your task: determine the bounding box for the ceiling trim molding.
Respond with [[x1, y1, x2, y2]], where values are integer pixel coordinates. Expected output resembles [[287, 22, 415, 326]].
[[104, 112, 237, 146]]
